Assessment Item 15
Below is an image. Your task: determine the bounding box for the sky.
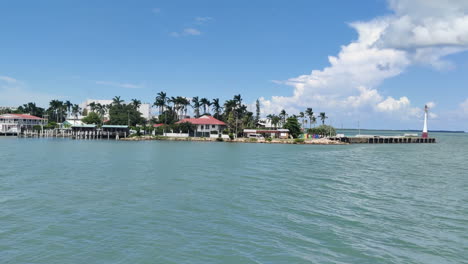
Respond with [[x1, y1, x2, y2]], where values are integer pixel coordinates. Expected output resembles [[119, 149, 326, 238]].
[[1, 0, 468, 131]]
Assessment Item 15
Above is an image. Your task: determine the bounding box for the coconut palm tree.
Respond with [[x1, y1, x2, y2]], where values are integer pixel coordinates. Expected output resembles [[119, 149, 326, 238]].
[[305, 108, 314, 129], [65, 100, 72, 118], [71, 104, 81, 124], [88, 102, 97, 112], [319, 112, 328, 125], [299, 111, 305, 129], [95, 103, 106, 125], [180, 97, 190, 118], [191, 96, 200, 118], [212, 98, 222, 119], [200, 98, 210, 115], [113, 96, 124, 106], [279, 109, 287, 125], [233, 94, 242, 106], [269, 114, 281, 130], [154, 91, 167, 116], [131, 99, 141, 110]]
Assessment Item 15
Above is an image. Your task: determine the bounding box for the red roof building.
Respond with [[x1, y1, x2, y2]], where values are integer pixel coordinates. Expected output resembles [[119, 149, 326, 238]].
[[0, 113, 44, 120], [175, 115, 226, 137], [176, 115, 226, 126], [0, 114, 46, 134]]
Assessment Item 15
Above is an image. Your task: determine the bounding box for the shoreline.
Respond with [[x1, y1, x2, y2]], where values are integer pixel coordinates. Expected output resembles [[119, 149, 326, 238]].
[[120, 135, 347, 145]]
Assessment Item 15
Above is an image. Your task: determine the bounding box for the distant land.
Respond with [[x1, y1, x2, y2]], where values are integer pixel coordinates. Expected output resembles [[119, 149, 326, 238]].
[[339, 129, 466, 134]]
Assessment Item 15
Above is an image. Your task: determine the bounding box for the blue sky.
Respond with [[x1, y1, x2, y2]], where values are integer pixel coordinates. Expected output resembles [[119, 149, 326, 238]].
[[1, 0, 468, 130]]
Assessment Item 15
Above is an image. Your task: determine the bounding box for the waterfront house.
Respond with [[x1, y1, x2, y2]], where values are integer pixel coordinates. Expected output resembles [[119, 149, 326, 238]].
[[243, 129, 290, 139], [176, 115, 227, 137], [0, 114, 46, 134]]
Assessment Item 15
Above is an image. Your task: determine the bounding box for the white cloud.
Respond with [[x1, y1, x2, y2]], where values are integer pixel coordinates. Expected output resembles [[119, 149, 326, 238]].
[[376, 96, 410, 111], [0, 76, 17, 84], [195, 17, 212, 24], [170, 28, 201, 37], [95, 81, 143, 89], [0, 76, 62, 107], [426, 101, 436, 109], [184, 28, 201, 35], [260, 0, 468, 126], [461, 98, 468, 114]]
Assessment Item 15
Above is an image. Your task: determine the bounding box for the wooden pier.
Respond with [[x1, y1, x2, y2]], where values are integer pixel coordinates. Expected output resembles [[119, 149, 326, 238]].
[[16, 129, 128, 140], [329, 136, 436, 144]]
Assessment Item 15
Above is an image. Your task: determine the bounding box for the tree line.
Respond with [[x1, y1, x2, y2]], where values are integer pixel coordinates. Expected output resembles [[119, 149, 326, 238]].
[[1, 92, 332, 137]]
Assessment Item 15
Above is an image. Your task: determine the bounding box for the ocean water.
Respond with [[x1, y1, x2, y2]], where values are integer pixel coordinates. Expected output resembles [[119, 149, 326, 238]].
[[0, 132, 467, 264]]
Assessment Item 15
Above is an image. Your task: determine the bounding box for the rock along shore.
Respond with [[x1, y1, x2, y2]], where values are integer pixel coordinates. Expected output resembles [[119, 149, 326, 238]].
[[120, 135, 347, 145]]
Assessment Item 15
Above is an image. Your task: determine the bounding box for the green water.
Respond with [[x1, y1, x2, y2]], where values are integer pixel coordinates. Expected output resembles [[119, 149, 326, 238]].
[[1, 132, 467, 263]]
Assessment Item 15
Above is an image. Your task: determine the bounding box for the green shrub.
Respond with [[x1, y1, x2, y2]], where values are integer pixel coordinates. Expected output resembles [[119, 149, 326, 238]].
[[266, 137, 272, 142], [307, 125, 336, 137], [249, 138, 258, 142], [216, 137, 224, 142], [294, 138, 305, 144], [229, 133, 234, 140]]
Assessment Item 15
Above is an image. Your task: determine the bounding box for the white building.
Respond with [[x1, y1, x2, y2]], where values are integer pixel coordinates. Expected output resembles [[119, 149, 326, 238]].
[[81, 99, 152, 120], [257, 118, 274, 128], [0, 114, 46, 133], [0, 106, 18, 112]]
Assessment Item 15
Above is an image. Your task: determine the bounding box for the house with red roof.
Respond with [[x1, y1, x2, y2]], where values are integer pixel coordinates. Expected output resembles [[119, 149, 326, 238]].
[[0, 113, 47, 134], [176, 115, 227, 137]]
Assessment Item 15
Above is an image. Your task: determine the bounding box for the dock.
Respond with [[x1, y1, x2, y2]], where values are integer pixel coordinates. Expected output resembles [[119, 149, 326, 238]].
[[329, 136, 436, 144]]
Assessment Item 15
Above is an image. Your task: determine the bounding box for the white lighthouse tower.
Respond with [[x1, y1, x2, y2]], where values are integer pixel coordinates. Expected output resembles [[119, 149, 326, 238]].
[[422, 105, 429, 138]]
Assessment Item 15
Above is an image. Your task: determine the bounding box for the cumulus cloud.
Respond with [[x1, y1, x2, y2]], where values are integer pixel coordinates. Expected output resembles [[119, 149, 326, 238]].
[[260, 0, 468, 126]]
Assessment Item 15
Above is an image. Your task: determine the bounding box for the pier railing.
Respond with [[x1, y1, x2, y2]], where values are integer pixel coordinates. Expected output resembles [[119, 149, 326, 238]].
[[329, 136, 436, 144]]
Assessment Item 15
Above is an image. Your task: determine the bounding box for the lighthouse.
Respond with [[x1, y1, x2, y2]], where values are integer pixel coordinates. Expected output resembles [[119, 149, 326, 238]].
[[422, 105, 429, 138]]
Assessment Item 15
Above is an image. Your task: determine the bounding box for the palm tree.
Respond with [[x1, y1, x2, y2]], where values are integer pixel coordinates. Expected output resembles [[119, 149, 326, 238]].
[[279, 109, 287, 125], [180, 97, 190, 118], [154, 91, 167, 117], [319, 112, 328, 125], [223, 99, 237, 114], [299, 111, 305, 130], [200, 98, 210, 115], [234, 94, 242, 106], [49, 100, 59, 122], [95, 103, 106, 124], [212, 98, 222, 119], [305, 108, 314, 129], [131, 99, 141, 110], [65, 100, 72, 118], [113, 96, 124, 106], [88, 102, 97, 112], [191, 96, 200, 118], [71, 104, 81, 124], [270, 115, 281, 129]]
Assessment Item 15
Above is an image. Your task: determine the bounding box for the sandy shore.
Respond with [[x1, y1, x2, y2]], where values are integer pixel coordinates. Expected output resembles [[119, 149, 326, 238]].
[[120, 135, 347, 145]]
